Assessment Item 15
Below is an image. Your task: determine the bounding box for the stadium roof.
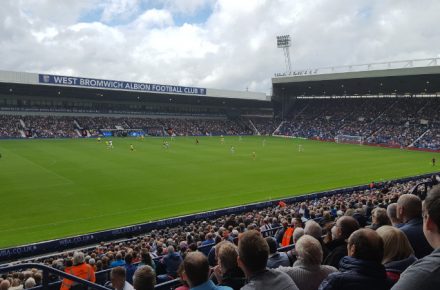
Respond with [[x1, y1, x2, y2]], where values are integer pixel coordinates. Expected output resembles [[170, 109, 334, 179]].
[[0, 70, 268, 101], [272, 65, 440, 97]]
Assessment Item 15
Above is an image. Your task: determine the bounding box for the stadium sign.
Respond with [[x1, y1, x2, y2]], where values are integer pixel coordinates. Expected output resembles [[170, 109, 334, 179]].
[[38, 74, 207, 95], [274, 69, 319, 77]]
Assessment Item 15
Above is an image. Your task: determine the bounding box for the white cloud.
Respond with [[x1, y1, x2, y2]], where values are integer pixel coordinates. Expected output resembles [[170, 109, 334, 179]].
[[100, 0, 141, 23], [0, 0, 440, 94]]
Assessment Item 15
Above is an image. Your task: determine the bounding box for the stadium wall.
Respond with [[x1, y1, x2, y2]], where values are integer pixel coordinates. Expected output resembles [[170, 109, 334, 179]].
[[0, 172, 437, 263]]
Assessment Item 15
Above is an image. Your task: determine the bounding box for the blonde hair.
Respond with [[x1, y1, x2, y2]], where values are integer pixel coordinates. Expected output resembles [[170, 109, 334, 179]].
[[217, 242, 239, 272], [376, 225, 414, 264]]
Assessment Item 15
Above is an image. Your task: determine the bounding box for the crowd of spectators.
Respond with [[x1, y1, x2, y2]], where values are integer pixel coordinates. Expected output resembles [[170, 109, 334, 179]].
[[2, 96, 440, 150], [0, 115, 22, 138], [276, 97, 440, 150], [2, 176, 439, 290], [249, 118, 280, 136], [0, 115, 252, 139]]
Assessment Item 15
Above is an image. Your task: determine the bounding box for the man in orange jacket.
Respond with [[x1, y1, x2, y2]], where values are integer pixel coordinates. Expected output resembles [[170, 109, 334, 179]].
[[60, 252, 96, 290]]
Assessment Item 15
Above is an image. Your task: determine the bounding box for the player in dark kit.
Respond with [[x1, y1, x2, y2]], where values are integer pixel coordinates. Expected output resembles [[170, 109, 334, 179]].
[[195, 138, 199, 144], [433, 157, 436, 166]]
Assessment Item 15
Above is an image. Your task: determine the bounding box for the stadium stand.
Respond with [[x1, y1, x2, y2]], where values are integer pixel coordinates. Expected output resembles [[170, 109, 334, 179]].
[[1, 97, 440, 151], [0, 175, 438, 290]]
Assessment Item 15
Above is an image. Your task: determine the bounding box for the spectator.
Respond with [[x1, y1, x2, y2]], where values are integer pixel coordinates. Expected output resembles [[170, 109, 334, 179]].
[[138, 248, 156, 272], [304, 220, 328, 258], [157, 245, 183, 283], [323, 216, 359, 269], [278, 235, 337, 290], [60, 252, 96, 290], [132, 266, 156, 290], [376, 226, 416, 283], [110, 267, 134, 290], [319, 228, 391, 290], [391, 185, 440, 289], [124, 254, 137, 284], [200, 233, 215, 256], [368, 208, 391, 230], [266, 237, 290, 269], [292, 228, 304, 245], [24, 278, 36, 289], [111, 253, 126, 268], [182, 252, 232, 290], [0, 280, 10, 290], [237, 230, 299, 290], [397, 194, 432, 258], [175, 263, 189, 290], [386, 203, 404, 228], [212, 242, 246, 290]]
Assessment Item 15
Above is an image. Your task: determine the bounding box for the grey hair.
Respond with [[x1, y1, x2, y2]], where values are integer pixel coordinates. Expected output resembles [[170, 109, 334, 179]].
[[73, 251, 85, 265], [295, 235, 323, 265], [24, 278, 36, 289], [167, 245, 175, 254], [304, 220, 322, 240], [292, 227, 304, 243]]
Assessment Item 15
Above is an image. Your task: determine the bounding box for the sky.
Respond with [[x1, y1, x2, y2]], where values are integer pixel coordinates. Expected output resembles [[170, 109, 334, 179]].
[[1, 0, 439, 94]]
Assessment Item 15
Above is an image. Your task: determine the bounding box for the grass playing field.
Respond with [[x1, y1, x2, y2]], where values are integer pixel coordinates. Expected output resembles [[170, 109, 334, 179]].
[[0, 136, 438, 248]]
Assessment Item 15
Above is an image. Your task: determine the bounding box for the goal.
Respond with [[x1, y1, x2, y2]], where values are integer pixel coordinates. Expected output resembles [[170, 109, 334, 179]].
[[335, 134, 364, 145]]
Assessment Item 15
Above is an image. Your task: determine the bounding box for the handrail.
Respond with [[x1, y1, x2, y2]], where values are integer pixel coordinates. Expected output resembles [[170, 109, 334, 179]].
[[0, 263, 108, 290]]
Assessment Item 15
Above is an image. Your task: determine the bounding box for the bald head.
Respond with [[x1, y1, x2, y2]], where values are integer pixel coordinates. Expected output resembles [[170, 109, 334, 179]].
[[0, 280, 10, 290], [183, 252, 209, 287], [348, 228, 384, 263], [397, 194, 422, 222]]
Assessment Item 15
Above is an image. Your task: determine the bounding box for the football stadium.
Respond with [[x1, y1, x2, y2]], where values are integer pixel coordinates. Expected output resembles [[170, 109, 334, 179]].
[[1, 2, 440, 290]]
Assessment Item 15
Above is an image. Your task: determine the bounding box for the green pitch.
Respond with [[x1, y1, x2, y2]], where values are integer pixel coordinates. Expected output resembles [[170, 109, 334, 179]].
[[0, 136, 438, 248]]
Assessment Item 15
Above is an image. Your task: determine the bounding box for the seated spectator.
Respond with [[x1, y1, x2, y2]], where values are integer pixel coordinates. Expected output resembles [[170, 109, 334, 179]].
[[278, 235, 337, 290], [200, 233, 215, 256], [237, 230, 299, 290], [182, 252, 232, 290], [138, 248, 156, 271], [376, 226, 416, 283], [368, 208, 391, 230], [386, 203, 404, 228], [304, 220, 328, 258], [0, 280, 10, 290], [157, 245, 183, 283], [319, 228, 391, 290], [110, 267, 134, 290], [266, 237, 290, 269], [111, 253, 126, 268], [132, 266, 155, 290], [60, 252, 96, 290], [24, 278, 36, 289], [175, 263, 189, 290], [323, 216, 359, 269], [124, 254, 137, 284], [391, 185, 440, 289], [397, 194, 432, 258], [212, 242, 246, 290]]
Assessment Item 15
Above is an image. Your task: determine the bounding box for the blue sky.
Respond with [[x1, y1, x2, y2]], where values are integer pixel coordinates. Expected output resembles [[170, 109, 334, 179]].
[[79, 0, 214, 26]]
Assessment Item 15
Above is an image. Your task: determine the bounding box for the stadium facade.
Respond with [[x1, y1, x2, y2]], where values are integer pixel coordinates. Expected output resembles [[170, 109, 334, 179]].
[[0, 70, 272, 119]]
